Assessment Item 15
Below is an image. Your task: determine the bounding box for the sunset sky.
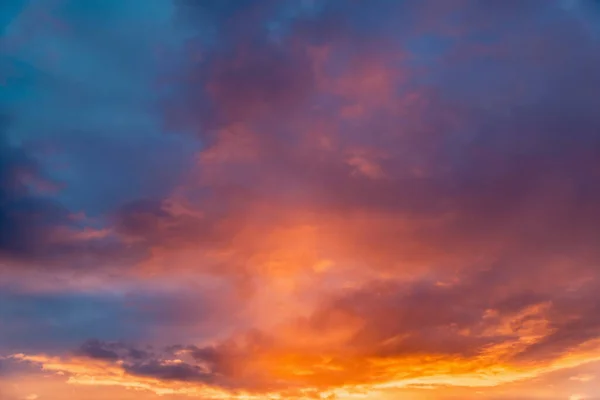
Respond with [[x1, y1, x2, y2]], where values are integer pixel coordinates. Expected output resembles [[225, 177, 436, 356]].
[[2, 1, 600, 399]]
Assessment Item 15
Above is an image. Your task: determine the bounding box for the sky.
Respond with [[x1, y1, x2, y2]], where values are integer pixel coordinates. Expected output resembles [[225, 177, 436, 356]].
[[1, 0, 600, 399]]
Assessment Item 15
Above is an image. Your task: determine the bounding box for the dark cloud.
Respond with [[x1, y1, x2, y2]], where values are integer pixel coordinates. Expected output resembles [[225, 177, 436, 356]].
[[32, 132, 199, 217], [62, 334, 283, 391], [187, 345, 221, 365], [128, 347, 150, 360], [76, 339, 155, 363], [0, 0, 200, 271], [0, 118, 148, 270], [167, 1, 318, 138], [77, 339, 120, 361], [124, 360, 213, 383], [72, 339, 218, 384], [113, 199, 208, 247], [0, 117, 70, 261]]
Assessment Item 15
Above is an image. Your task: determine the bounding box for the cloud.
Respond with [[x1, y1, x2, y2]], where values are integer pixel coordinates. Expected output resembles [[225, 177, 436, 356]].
[[124, 0, 600, 392], [0, 283, 238, 355], [112, 0, 600, 298], [76, 340, 120, 361], [3, 0, 600, 399], [124, 360, 213, 384], [0, 116, 65, 259], [570, 374, 595, 382], [106, 0, 600, 377], [0, 0, 199, 272], [0, 119, 127, 269]]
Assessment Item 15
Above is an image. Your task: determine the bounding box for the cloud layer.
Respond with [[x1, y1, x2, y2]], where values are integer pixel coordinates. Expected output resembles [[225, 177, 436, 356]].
[[2, 1, 600, 399]]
